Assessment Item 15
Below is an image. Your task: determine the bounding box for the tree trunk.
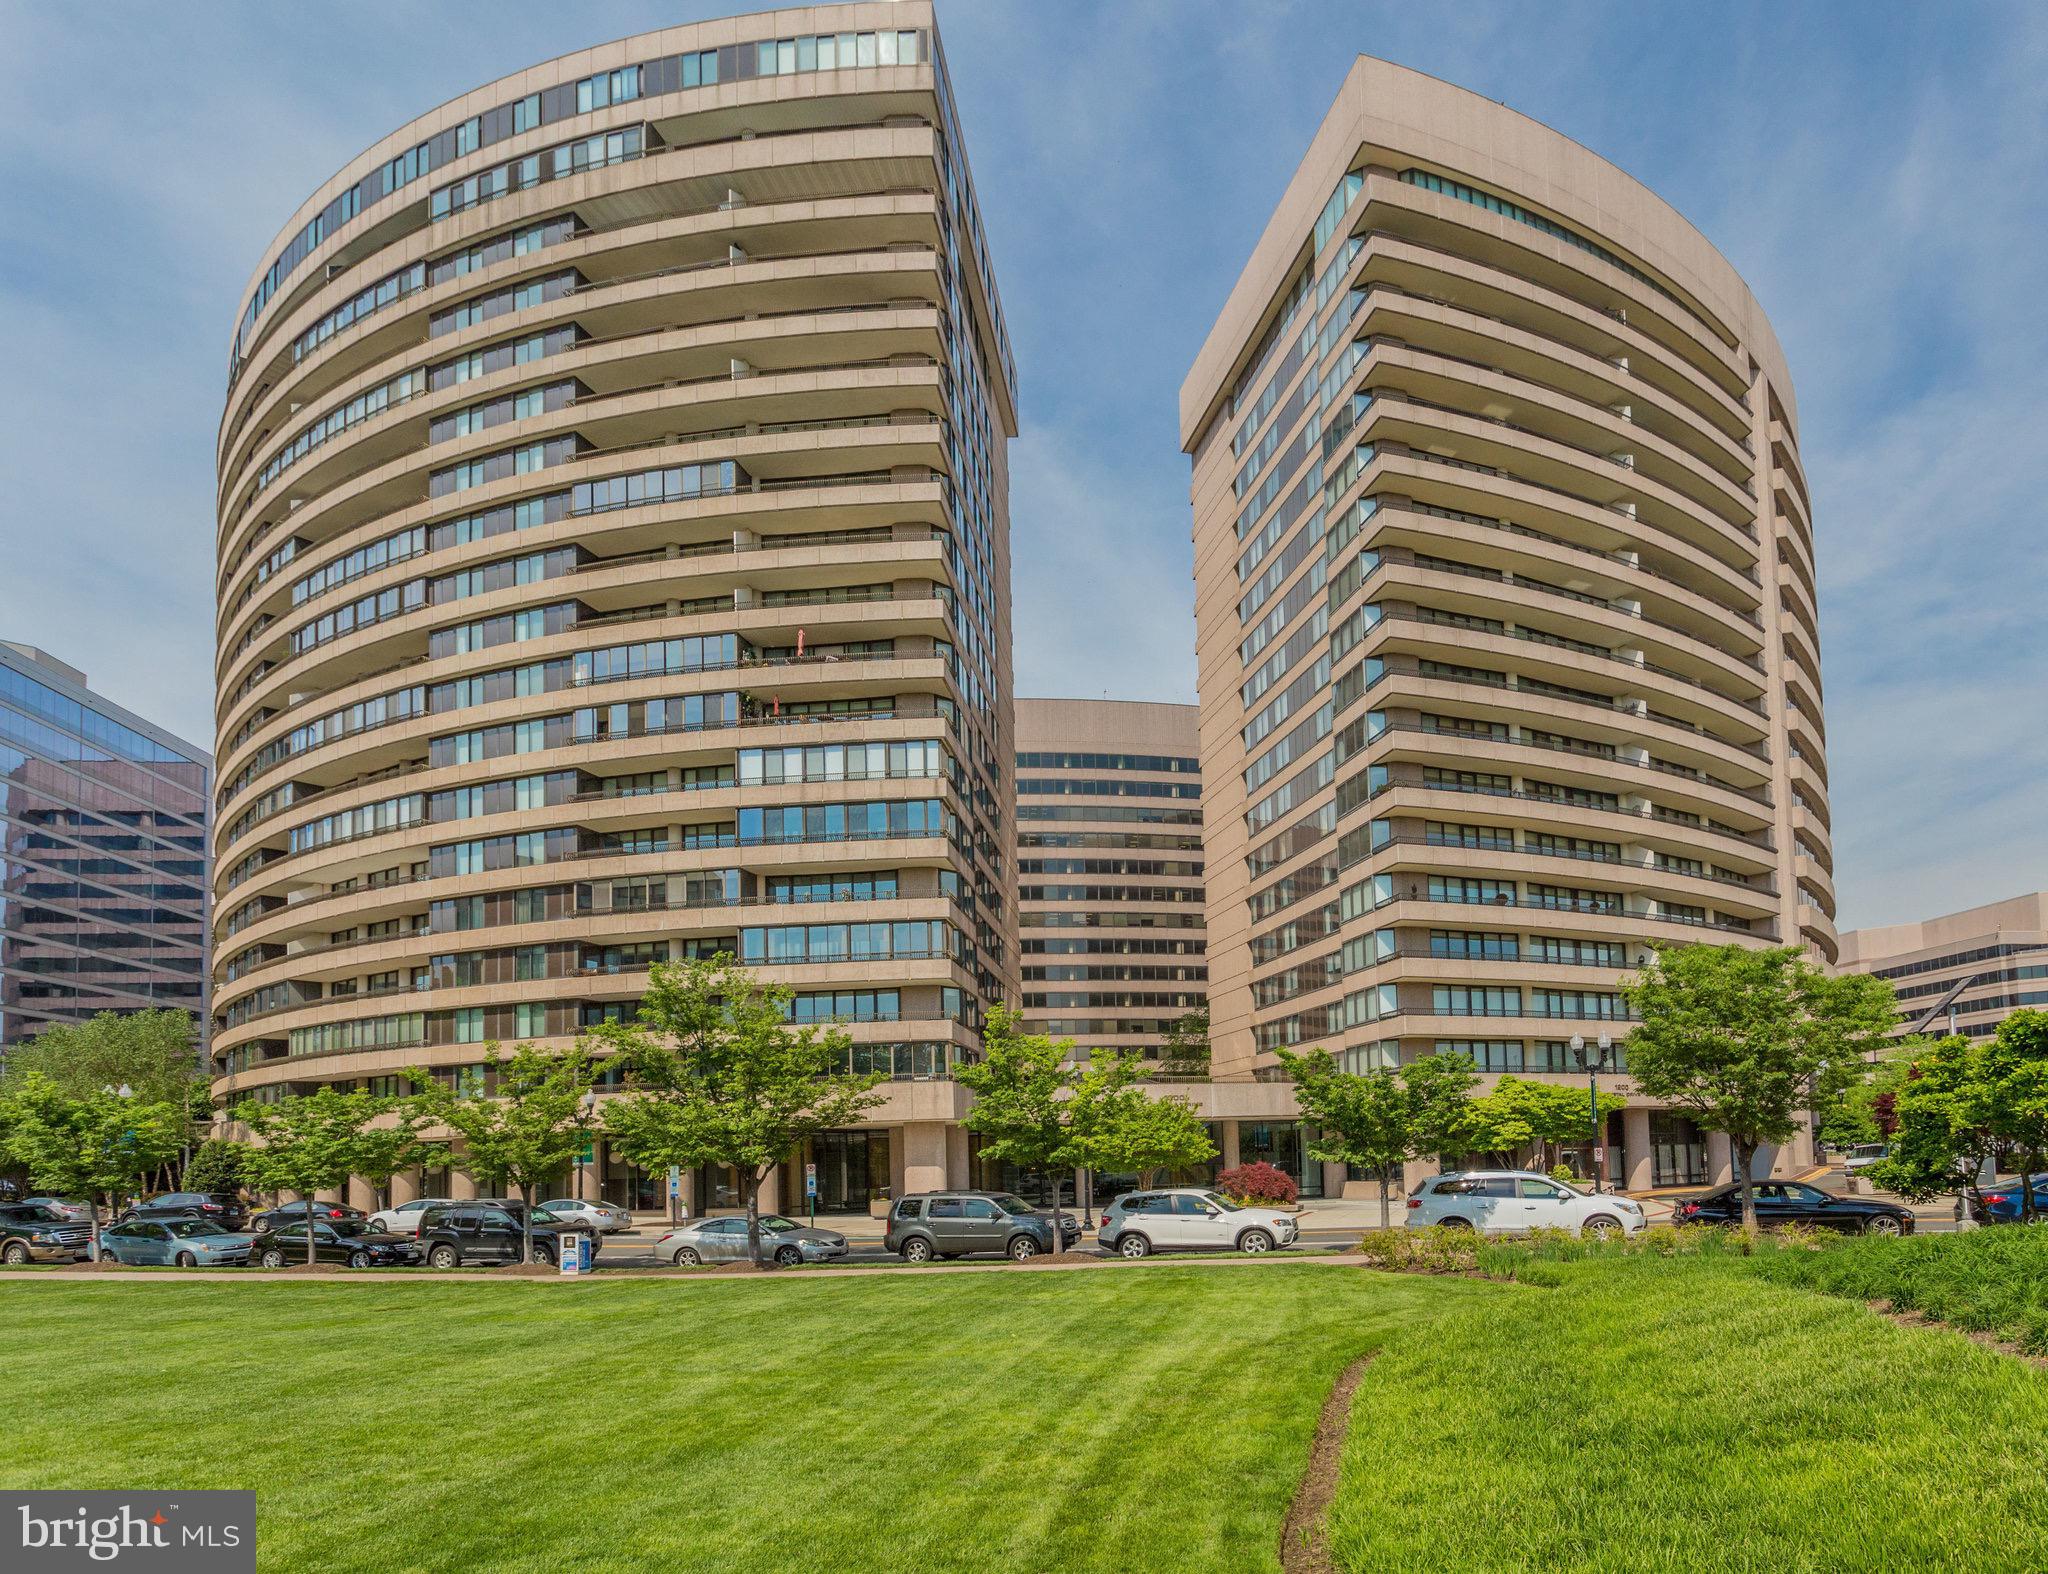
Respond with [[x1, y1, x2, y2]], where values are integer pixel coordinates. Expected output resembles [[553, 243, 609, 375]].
[[1379, 1176, 1391, 1231], [89, 1196, 104, 1263], [1733, 1139, 1758, 1234], [1045, 1167, 1063, 1256], [521, 1175, 534, 1266], [744, 1168, 764, 1265], [2022, 1150, 2040, 1225], [306, 1202, 318, 1266]]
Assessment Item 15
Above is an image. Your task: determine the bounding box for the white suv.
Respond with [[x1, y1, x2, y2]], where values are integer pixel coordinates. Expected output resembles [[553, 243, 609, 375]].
[[1406, 1171, 1645, 1238], [1098, 1188, 1299, 1257]]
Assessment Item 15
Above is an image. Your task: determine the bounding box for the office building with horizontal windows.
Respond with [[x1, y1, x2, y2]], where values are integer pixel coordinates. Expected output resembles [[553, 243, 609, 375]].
[[210, 3, 1016, 1214], [1017, 698, 1207, 1063], [1, 643, 211, 1052], [1180, 57, 1835, 1190], [1840, 892, 2048, 1041]]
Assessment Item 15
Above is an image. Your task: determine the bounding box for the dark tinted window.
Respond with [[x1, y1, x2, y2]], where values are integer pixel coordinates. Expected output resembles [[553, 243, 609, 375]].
[[928, 1199, 964, 1219], [892, 1198, 921, 1220], [1171, 1195, 1212, 1215], [1474, 1178, 1517, 1198], [961, 1200, 998, 1220]]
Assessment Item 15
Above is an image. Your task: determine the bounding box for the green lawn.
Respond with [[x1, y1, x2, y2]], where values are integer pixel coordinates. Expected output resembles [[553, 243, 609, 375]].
[[1334, 1253, 2048, 1572], [8, 1256, 2048, 1573], [0, 1268, 1500, 1573], [1746, 1226, 2048, 1354]]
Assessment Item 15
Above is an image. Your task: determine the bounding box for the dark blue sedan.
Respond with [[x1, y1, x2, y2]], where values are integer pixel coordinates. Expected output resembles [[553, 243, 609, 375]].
[[1971, 1176, 2048, 1225]]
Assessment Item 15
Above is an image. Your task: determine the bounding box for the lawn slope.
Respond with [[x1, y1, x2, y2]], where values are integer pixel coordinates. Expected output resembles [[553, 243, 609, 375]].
[[1333, 1255, 2048, 1573], [0, 1268, 1502, 1574]]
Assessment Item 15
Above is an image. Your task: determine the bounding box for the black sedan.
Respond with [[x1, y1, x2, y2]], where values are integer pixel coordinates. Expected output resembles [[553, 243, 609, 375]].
[[249, 1199, 369, 1232], [250, 1218, 423, 1268], [1675, 1180, 1913, 1234]]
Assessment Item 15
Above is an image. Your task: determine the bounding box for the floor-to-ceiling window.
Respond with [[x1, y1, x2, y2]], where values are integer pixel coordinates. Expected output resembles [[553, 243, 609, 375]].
[[780, 1129, 892, 1213], [1650, 1112, 1706, 1187], [1237, 1120, 1323, 1198]]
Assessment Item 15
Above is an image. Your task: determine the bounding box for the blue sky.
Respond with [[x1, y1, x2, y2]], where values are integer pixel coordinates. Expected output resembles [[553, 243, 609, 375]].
[[0, 1, 2041, 931]]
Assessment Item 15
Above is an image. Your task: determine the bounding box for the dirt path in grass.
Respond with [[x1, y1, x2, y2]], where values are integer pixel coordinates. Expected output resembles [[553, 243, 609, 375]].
[[1280, 1352, 1374, 1574], [1867, 1300, 2048, 1371]]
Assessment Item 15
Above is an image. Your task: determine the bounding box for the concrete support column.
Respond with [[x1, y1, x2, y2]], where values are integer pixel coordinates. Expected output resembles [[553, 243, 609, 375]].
[[390, 1169, 420, 1206], [1221, 1119, 1242, 1171], [450, 1170, 478, 1201], [1320, 1160, 1349, 1200], [1706, 1130, 1733, 1185], [759, 1166, 782, 1213], [946, 1123, 971, 1189], [1401, 1156, 1434, 1195], [889, 1127, 908, 1200], [902, 1121, 949, 1195], [346, 1177, 376, 1213], [1623, 1107, 1653, 1192]]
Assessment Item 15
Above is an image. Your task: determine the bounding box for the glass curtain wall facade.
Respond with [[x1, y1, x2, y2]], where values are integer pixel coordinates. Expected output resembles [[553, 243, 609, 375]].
[[210, 5, 1017, 1192], [1016, 698, 1206, 1067], [1839, 892, 2048, 1042], [1179, 58, 1834, 1188], [0, 643, 211, 1051]]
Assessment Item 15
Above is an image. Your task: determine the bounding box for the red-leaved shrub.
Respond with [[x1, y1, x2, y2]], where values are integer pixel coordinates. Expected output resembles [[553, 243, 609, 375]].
[[1216, 1161, 1298, 1206]]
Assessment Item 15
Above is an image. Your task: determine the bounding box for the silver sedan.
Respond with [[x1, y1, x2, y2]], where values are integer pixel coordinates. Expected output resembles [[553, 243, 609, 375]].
[[99, 1218, 257, 1266], [657, 1215, 849, 1267]]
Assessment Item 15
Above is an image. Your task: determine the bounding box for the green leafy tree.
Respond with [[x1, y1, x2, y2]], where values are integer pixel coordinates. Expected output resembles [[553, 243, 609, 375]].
[[1466, 1076, 1624, 1173], [1279, 1051, 1412, 1228], [1, 1009, 201, 1106], [1621, 943, 1897, 1231], [236, 1088, 390, 1265], [1869, 1035, 1994, 1216], [594, 957, 884, 1265], [408, 1045, 598, 1264], [181, 1138, 254, 1196], [1071, 1056, 1216, 1188], [1403, 1049, 1483, 1161], [0, 1074, 187, 1254], [1157, 1008, 1212, 1081], [954, 1006, 1088, 1254], [350, 1096, 449, 1214], [1959, 1010, 2048, 1220], [1875, 1012, 2048, 1224]]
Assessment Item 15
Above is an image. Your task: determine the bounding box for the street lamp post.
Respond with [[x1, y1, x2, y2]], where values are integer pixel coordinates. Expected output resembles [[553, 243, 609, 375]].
[[574, 1091, 599, 1203], [1567, 1036, 1614, 1191]]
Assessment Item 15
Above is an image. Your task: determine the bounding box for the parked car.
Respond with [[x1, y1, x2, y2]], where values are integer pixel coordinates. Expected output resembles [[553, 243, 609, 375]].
[[536, 1198, 634, 1234], [249, 1199, 368, 1232], [416, 1203, 596, 1268], [0, 1203, 95, 1264], [98, 1218, 256, 1267], [120, 1192, 249, 1230], [884, 1192, 1082, 1263], [1407, 1171, 1647, 1237], [657, 1214, 850, 1266], [1675, 1180, 1913, 1234], [1097, 1188, 1298, 1258], [19, 1197, 93, 1224], [1971, 1175, 2048, 1225], [365, 1198, 453, 1235], [1843, 1143, 1891, 1174], [250, 1218, 423, 1268]]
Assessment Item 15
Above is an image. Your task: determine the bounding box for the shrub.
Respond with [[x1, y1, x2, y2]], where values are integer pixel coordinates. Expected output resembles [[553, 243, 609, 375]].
[[1215, 1161, 1298, 1207], [1352, 1227, 1479, 1274], [1548, 1163, 1577, 1186]]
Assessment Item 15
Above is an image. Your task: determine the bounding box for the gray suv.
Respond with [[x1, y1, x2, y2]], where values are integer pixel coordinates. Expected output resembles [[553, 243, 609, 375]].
[[885, 1191, 1082, 1262]]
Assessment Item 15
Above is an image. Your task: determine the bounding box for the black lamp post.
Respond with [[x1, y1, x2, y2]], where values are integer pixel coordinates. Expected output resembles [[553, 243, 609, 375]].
[[1567, 1034, 1615, 1191]]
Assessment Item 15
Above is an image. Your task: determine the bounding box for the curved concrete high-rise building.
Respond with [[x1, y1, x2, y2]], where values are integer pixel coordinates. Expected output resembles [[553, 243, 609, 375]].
[[211, 4, 1016, 1210], [1182, 58, 1834, 1188]]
